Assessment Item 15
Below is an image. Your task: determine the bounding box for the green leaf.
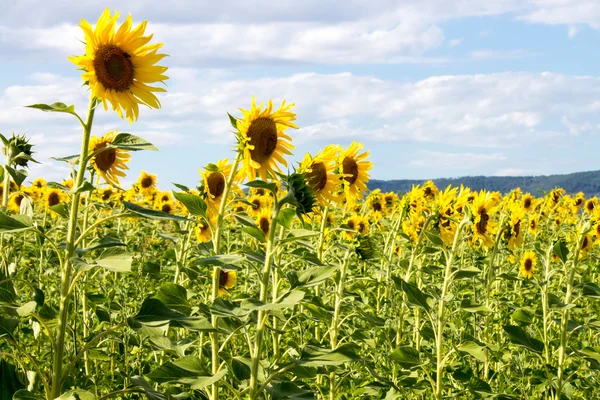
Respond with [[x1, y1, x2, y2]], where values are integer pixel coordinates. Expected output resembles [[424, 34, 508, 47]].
[[393, 277, 432, 311], [389, 346, 421, 368], [583, 282, 600, 298], [424, 231, 444, 247], [46, 181, 70, 192], [56, 390, 96, 400], [0, 317, 18, 341], [146, 356, 227, 388], [194, 254, 245, 271], [79, 236, 127, 255], [49, 203, 69, 218], [110, 133, 158, 151], [553, 239, 569, 263], [154, 283, 191, 315], [459, 300, 490, 314], [123, 201, 187, 221], [95, 248, 133, 272], [0, 360, 26, 400], [72, 181, 95, 194], [511, 307, 534, 326], [172, 191, 207, 217], [0, 211, 33, 233], [129, 376, 168, 400], [130, 298, 214, 332], [288, 266, 337, 289], [13, 390, 44, 400], [26, 102, 78, 116], [295, 344, 360, 366], [50, 154, 79, 165], [267, 380, 314, 400], [16, 301, 36, 317], [245, 180, 277, 193], [503, 325, 544, 354], [278, 207, 296, 229], [203, 163, 220, 172], [453, 266, 482, 280], [5, 166, 27, 187], [242, 290, 305, 311], [227, 112, 239, 129], [457, 341, 488, 362]]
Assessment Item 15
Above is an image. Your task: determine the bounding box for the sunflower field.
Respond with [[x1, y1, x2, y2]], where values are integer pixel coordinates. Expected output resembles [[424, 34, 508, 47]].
[[2, 9, 600, 400]]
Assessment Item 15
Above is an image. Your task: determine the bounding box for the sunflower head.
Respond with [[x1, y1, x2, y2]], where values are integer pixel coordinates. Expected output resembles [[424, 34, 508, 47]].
[[237, 97, 298, 181], [520, 251, 537, 279], [339, 141, 372, 204], [136, 171, 157, 196], [299, 145, 342, 206], [69, 9, 168, 122], [343, 215, 370, 240], [217, 270, 237, 296], [200, 159, 236, 218], [195, 220, 213, 243], [280, 171, 317, 217], [2, 133, 35, 168], [7, 191, 28, 214], [89, 131, 130, 186]]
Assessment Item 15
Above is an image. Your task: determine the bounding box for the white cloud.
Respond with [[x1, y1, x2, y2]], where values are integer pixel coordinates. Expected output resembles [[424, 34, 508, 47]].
[[470, 49, 533, 60], [408, 151, 507, 169]]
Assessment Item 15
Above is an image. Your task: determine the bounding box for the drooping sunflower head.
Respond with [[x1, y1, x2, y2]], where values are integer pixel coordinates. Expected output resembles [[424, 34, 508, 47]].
[[237, 97, 298, 181], [549, 188, 565, 208], [506, 206, 524, 250], [520, 251, 537, 279], [69, 9, 169, 122], [136, 171, 157, 196], [571, 192, 585, 213], [195, 219, 213, 243], [98, 187, 115, 203], [384, 192, 399, 210], [89, 131, 130, 186], [299, 144, 342, 206], [339, 141, 372, 204], [280, 171, 317, 216], [529, 216, 538, 234]]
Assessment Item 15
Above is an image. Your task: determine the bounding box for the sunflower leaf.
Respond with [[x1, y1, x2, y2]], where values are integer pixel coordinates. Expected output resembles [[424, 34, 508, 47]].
[[245, 180, 277, 194], [503, 325, 544, 354], [172, 191, 207, 217], [26, 102, 78, 116], [122, 201, 188, 221], [228, 112, 239, 129], [0, 211, 33, 233], [5, 166, 27, 187], [109, 133, 158, 151]]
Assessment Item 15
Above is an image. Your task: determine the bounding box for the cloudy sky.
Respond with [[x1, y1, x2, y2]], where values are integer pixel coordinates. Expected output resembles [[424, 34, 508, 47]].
[[1, 1, 599, 188]]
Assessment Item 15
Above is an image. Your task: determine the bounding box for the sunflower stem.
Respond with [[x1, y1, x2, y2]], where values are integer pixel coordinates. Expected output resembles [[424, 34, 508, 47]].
[[249, 200, 281, 399], [209, 152, 241, 400], [50, 96, 96, 400]]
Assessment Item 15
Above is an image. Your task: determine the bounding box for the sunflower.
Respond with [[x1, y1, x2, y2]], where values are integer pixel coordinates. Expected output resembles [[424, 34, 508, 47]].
[[89, 131, 130, 186], [159, 200, 176, 215], [200, 159, 235, 217], [247, 194, 272, 217], [136, 171, 157, 197], [521, 193, 535, 213], [98, 187, 115, 203], [436, 186, 459, 246], [520, 251, 537, 279], [7, 192, 27, 214], [366, 189, 386, 215], [548, 188, 565, 208], [339, 141, 372, 204], [343, 215, 370, 240], [422, 180, 439, 201], [470, 190, 499, 248], [45, 189, 67, 210], [585, 198, 598, 214], [403, 210, 426, 243], [529, 216, 539, 235], [506, 206, 524, 250], [255, 207, 272, 236], [579, 235, 592, 258], [156, 191, 172, 205], [30, 178, 47, 201], [195, 219, 213, 243], [69, 9, 168, 122], [237, 97, 298, 181], [62, 179, 74, 191], [384, 192, 399, 210], [214, 269, 237, 296], [299, 145, 342, 206], [570, 192, 585, 213]]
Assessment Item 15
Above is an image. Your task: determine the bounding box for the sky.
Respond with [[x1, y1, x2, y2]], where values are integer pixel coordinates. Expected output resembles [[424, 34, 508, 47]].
[[1, 0, 600, 189]]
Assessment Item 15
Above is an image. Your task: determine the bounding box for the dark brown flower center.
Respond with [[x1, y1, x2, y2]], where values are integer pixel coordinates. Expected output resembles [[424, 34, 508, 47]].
[[207, 172, 225, 198], [259, 217, 270, 235], [347, 220, 355, 230], [252, 198, 262, 209], [141, 176, 154, 189], [575, 198, 583, 207], [101, 190, 113, 201], [587, 201, 595, 212], [358, 222, 367, 234], [424, 187, 432, 198], [513, 220, 520, 237], [530, 219, 536, 230], [373, 201, 382, 212], [306, 161, 327, 192], [94, 144, 117, 172], [48, 192, 60, 207], [582, 236, 589, 250], [247, 117, 278, 163], [342, 157, 359, 185], [93, 44, 134, 92], [477, 208, 489, 235], [162, 204, 172, 214], [15, 194, 24, 206], [219, 270, 229, 287], [255, 188, 265, 196], [161, 195, 169, 202], [523, 197, 532, 209], [524, 258, 533, 271]]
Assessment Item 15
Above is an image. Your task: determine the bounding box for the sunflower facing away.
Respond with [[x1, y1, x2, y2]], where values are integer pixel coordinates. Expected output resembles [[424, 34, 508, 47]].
[[520, 251, 537, 279], [299, 144, 342, 206], [339, 141, 372, 204], [89, 131, 130, 186], [237, 97, 298, 181], [69, 9, 168, 122]]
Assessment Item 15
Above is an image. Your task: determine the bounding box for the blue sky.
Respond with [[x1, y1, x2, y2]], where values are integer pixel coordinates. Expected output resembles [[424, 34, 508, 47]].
[[1, 0, 600, 189]]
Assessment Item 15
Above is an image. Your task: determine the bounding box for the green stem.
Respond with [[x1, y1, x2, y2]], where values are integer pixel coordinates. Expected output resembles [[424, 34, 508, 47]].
[[209, 152, 241, 400], [329, 247, 352, 400], [1, 165, 9, 209], [435, 218, 468, 399], [50, 96, 96, 400], [249, 201, 281, 399]]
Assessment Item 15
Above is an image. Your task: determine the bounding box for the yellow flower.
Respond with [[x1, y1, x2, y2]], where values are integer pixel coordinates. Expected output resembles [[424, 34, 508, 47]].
[[45, 188, 67, 211], [521, 193, 535, 213], [159, 200, 177, 215], [89, 131, 130, 186], [339, 141, 372, 204], [7, 192, 27, 214], [520, 251, 537, 279], [571, 192, 585, 213], [62, 179, 74, 191], [299, 145, 342, 206], [529, 216, 539, 235], [247, 194, 273, 217], [506, 207, 524, 250], [436, 186, 459, 246], [136, 171, 157, 197], [255, 207, 272, 236], [200, 159, 235, 218], [69, 9, 168, 122], [237, 97, 298, 181], [384, 192, 399, 211], [195, 220, 213, 243], [98, 187, 116, 203], [470, 190, 499, 248], [343, 215, 370, 240], [422, 180, 439, 201], [585, 197, 598, 214], [366, 189, 386, 215], [214, 269, 237, 296]]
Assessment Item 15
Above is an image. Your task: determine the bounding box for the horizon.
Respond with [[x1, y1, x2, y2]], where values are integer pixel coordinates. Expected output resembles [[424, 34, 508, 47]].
[[1, 1, 600, 188]]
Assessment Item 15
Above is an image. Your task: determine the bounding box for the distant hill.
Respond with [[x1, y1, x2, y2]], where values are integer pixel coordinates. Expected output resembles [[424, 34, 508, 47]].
[[368, 170, 600, 197]]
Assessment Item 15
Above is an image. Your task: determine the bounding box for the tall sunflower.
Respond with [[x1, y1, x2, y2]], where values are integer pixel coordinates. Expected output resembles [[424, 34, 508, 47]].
[[237, 97, 298, 181], [69, 9, 168, 122], [299, 145, 342, 206], [520, 251, 537, 279], [339, 141, 372, 204], [89, 131, 130, 186], [136, 171, 157, 197], [470, 190, 499, 248], [200, 159, 235, 218]]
